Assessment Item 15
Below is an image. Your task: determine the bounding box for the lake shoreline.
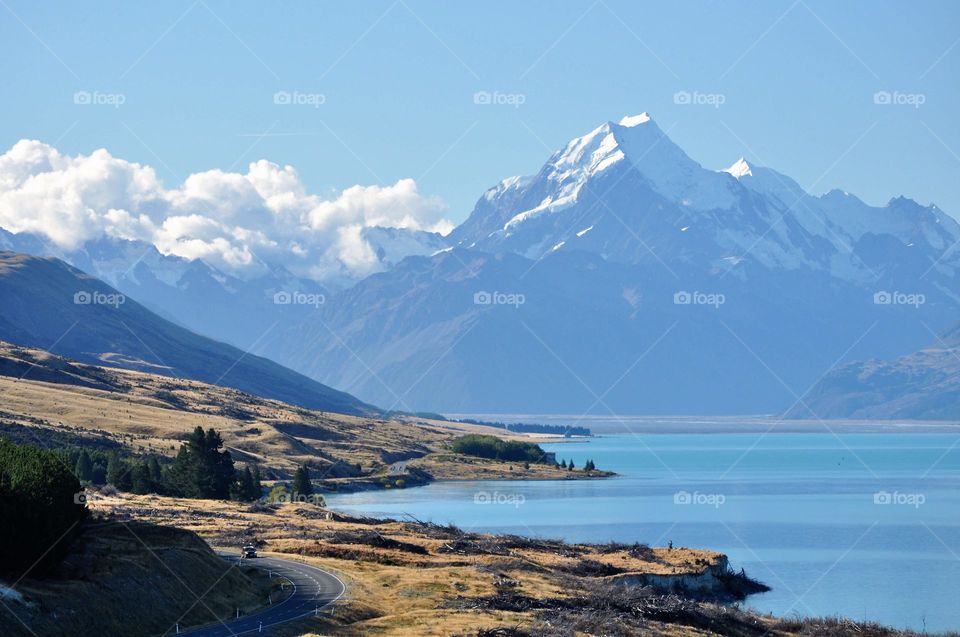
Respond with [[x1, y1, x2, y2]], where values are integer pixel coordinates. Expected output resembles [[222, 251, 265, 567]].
[[325, 430, 960, 632], [449, 413, 960, 435]]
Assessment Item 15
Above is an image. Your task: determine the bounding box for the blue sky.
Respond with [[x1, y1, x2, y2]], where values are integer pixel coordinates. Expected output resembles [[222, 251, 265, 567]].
[[2, 0, 958, 222]]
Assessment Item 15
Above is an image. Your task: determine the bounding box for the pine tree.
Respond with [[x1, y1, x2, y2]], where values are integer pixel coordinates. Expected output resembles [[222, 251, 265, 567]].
[[568, 459, 575, 471], [131, 462, 153, 494], [292, 464, 313, 500], [234, 467, 259, 502], [167, 426, 235, 499], [106, 452, 124, 487], [75, 450, 93, 482], [148, 457, 162, 485], [560, 459, 567, 469], [251, 464, 262, 495]]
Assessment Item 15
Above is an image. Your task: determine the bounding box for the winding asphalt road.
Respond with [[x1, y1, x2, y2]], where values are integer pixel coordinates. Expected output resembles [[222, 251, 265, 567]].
[[179, 554, 346, 636]]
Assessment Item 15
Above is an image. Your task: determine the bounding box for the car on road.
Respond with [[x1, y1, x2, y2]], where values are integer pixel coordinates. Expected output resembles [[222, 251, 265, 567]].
[[241, 545, 257, 558]]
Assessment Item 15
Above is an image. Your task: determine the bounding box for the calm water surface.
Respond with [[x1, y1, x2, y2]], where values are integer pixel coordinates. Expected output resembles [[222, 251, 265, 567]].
[[326, 432, 960, 632]]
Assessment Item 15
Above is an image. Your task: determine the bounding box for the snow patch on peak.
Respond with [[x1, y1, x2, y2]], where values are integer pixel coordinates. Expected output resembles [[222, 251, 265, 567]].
[[484, 175, 531, 201], [503, 123, 625, 231], [724, 158, 753, 179], [618, 113, 651, 128]]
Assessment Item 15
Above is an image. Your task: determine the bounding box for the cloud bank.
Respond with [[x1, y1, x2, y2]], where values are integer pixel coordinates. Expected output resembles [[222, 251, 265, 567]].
[[0, 140, 453, 282]]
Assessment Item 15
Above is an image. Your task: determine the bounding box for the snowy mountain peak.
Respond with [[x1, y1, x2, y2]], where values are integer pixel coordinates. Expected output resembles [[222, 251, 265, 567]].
[[618, 112, 651, 127], [724, 157, 753, 179], [493, 112, 742, 233]]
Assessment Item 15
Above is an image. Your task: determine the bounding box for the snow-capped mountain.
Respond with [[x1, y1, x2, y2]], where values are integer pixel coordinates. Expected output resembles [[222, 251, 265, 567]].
[[361, 226, 449, 270], [450, 113, 960, 289], [261, 113, 960, 414]]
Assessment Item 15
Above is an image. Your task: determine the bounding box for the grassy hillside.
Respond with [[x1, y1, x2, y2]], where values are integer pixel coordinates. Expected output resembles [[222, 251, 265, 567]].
[[0, 341, 598, 484], [0, 251, 374, 416]]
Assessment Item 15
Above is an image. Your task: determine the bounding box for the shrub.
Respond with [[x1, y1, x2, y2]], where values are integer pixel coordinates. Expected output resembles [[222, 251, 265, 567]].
[[0, 438, 88, 577], [266, 485, 289, 503]]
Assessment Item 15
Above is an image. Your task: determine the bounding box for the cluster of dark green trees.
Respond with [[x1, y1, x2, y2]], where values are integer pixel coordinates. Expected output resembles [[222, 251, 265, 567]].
[[0, 438, 87, 576], [450, 434, 550, 463], [451, 434, 602, 473], [559, 458, 597, 471], [72, 427, 265, 502]]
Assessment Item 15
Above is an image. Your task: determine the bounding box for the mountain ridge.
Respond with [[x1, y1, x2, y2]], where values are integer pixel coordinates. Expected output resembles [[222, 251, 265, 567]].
[[0, 250, 376, 416], [789, 321, 960, 420]]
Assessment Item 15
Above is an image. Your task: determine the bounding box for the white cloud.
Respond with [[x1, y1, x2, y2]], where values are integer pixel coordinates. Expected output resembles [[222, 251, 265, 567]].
[[0, 140, 453, 283]]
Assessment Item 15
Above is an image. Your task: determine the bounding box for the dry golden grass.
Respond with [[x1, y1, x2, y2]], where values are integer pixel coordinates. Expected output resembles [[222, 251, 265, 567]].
[[85, 492, 737, 637], [0, 341, 604, 485]]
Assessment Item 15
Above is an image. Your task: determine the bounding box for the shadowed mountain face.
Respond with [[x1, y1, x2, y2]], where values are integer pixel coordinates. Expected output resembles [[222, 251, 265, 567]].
[[790, 322, 960, 420], [0, 251, 375, 416], [256, 115, 960, 415]]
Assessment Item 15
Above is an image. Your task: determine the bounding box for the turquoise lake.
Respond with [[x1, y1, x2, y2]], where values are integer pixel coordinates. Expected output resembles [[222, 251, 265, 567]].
[[325, 432, 960, 632]]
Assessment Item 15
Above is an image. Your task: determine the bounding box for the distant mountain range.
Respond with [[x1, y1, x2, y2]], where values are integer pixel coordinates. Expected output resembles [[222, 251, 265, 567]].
[[259, 113, 960, 414], [2, 112, 958, 417], [0, 226, 446, 352], [0, 251, 374, 415], [791, 321, 960, 420]]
